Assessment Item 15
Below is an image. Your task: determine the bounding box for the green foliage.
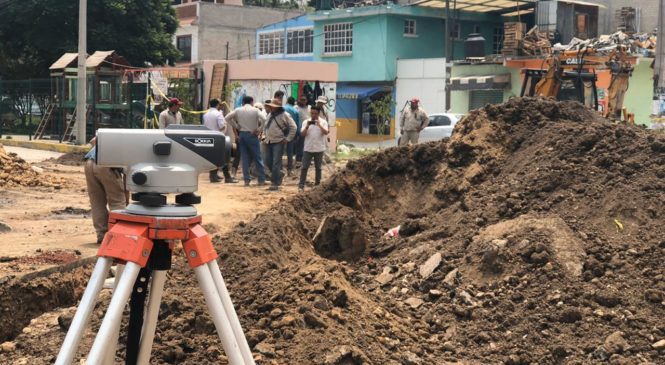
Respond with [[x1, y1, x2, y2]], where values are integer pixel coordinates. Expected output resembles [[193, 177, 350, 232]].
[[0, 0, 179, 80], [367, 94, 393, 137]]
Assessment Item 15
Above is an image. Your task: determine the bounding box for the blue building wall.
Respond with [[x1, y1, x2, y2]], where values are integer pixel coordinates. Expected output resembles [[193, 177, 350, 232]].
[[256, 15, 314, 61]]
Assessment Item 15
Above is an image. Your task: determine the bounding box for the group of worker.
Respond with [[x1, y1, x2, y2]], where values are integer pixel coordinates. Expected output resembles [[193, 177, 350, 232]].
[[84, 94, 428, 245]]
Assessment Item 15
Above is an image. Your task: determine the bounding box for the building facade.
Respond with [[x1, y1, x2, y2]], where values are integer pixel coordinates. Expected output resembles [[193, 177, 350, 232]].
[[256, 15, 315, 61], [309, 4, 506, 142], [172, 2, 302, 63]]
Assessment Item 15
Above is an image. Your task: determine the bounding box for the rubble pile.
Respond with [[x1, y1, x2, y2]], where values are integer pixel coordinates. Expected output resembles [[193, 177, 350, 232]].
[[3, 98, 665, 364], [0, 144, 64, 188], [552, 31, 657, 56]]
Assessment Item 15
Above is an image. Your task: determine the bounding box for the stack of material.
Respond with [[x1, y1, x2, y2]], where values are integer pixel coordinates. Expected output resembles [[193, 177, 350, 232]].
[[501, 22, 525, 56], [0, 143, 64, 188], [551, 31, 657, 57], [615, 7, 637, 34], [522, 26, 552, 56]]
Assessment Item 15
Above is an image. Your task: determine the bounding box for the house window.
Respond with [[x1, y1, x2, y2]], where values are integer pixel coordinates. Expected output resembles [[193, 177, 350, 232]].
[[493, 26, 503, 54], [287, 28, 314, 54], [404, 19, 417, 36], [176, 35, 192, 61], [259, 32, 284, 56], [324, 23, 353, 55], [449, 21, 461, 40]]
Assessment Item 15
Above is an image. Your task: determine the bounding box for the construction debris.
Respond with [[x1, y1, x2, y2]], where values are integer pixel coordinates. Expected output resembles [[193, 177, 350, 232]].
[[552, 31, 657, 57], [522, 26, 552, 56], [2, 98, 665, 364], [0, 144, 65, 188]]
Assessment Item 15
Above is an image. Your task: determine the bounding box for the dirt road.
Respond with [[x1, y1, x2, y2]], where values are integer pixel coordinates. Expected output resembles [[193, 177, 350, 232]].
[[0, 147, 306, 277]]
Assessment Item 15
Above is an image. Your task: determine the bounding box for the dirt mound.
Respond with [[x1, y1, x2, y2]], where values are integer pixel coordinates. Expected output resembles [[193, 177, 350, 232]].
[[46, 151, 86, 166], [4, 98, 665, 364], [0, 144, 66, 188]]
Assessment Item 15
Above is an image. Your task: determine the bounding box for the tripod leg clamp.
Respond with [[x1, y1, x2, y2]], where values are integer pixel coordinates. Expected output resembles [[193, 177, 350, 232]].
[[99, 221, 154, 267], [182, 224, 218, 268]]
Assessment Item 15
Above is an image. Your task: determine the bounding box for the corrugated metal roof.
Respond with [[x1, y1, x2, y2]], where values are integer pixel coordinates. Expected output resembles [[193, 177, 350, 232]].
[[413, 0, 535, 12], [49, 53, 79, 70], [85, 50, 115, 68], [558, 0, 605, 8]]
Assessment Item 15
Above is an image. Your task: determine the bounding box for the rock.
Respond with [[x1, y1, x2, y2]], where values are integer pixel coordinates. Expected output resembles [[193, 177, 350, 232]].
[[428, 289, 443, 300], [31, 166, 44, 173], [399, 351, 422, 365], [272, 315, 297, 329], [419, 252, 441, 279], [458, 291, 476, 306], [375, 267, 395, 286], [1, 341, 16, 352], [644, 289, 664, 303], [324, 345, 369, 364], [57, 313, 74, 331], [558, 307, 582, 323], [604, 331, 629, 354], [443, 268, 459, 287], [442, 341, 455, 352], [404, 297, 424, 309], [246, 329, 269, 347], [332, 290, 348, 308], [329, 308, 347, 324], [254, 342, 276, 357], [402, 262, 416, 272], [0, 221, 11, 233], [304, 313, 328, 329], [652, 339, 665, 350], [269, 308, 283, 319]]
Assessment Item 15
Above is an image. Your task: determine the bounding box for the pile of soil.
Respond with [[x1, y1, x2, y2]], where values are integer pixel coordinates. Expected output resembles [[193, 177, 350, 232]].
[[46, 151, 86, 166], [0, 144, 66, 188], [3, 98, 665, 364]]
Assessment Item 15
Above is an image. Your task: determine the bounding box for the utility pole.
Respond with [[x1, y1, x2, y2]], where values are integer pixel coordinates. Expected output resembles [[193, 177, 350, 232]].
[[76, 0, 87, 145], [445, 0, 452, 112], [653, 0, 665, 118]]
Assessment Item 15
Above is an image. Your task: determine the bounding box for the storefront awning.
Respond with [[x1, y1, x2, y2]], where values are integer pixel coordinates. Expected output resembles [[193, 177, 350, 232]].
[[336, 85, 384, 100], [450, 74, 511, 91]]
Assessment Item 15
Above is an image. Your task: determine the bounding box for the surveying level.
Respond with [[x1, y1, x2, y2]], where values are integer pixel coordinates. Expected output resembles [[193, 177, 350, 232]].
[[55, 127, 254, 365]]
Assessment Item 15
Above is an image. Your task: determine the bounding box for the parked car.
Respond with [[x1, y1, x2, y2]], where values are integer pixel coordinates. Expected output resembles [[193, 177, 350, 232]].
[[418, 113, 464, 143]]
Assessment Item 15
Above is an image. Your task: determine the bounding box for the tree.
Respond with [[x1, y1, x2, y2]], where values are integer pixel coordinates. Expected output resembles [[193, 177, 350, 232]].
[[367, 93, 394, 149], [0, 0, 179, 80]]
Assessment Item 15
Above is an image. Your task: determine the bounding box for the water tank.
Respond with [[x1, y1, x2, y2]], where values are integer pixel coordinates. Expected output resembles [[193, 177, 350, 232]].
[[464, 33, 486, 59]]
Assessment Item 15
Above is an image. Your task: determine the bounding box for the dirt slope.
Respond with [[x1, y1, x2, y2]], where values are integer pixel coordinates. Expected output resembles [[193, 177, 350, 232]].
[[3, 98, 665, 365]]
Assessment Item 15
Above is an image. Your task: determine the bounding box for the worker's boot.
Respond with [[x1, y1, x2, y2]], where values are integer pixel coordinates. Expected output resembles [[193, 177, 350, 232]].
[[209, 170, 221, 183], [223, 166, 238, 183]]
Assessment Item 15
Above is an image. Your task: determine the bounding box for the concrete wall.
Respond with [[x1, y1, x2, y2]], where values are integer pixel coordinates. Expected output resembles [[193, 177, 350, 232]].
[[196, 3, 303, 61], [595, 0, 658, 34], [623, 57, 654, 126], [449, 63, 520, 115]]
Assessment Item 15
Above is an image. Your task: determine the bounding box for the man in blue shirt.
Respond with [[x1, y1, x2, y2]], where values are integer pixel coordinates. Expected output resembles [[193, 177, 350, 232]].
[[283, 96, 300, 177]]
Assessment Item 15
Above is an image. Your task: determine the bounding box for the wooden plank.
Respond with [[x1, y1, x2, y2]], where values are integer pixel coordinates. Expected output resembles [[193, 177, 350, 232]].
[[209, 63, 228, 102]]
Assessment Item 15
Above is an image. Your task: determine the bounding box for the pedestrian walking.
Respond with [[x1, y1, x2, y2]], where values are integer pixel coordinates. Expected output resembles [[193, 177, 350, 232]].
[[298, 105, 329, 192], [158, 98, 184, 128], [399, 98, 429, 146], [203, 99, 237, 183], [224, 96, 267, 186], [84, 138, 126, 244], [284, 96, 301, 177], [263, 98, 297, 191]]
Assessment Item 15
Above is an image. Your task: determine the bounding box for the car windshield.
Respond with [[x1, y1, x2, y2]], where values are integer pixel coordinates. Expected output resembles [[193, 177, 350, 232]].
[[428, 115, 452, 127]]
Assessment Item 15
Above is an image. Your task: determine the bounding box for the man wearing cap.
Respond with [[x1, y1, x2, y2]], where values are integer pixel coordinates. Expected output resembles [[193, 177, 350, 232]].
[[225, 96, 267, 186], [399, 98, 429, 146], [203, 99, 237, 184], [263, 98, 297, 191], [159, 98, 184, 129]]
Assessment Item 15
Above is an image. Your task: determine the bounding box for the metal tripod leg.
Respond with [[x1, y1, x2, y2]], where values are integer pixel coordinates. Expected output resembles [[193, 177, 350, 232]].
[[55, 257, 112, 365], [136, 270, 167, 365], [208, 260, 255, 365], [194, 264, 246, 365], [86, 262, 141, 365], [102, 264, 125, 365]]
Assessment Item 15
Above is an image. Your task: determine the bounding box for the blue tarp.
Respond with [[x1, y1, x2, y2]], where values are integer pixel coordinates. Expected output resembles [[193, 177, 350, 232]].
[[336, 85, 383, 100]]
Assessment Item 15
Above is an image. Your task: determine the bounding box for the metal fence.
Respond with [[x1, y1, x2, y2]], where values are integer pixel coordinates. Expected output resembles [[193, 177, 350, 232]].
[[0, 79, 51, 138]]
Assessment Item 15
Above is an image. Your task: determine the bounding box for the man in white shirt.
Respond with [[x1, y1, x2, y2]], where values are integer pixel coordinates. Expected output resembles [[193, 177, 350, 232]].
[[203, 99, 237, 183], [298, 105, 329, 192]]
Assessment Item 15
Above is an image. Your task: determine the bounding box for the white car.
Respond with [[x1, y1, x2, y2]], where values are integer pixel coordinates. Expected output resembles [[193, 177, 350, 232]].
[[417, 113, 463, 143]]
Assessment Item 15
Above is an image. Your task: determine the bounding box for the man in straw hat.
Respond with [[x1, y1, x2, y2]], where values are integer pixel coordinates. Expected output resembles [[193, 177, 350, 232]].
[[263, 98, 297, 191]]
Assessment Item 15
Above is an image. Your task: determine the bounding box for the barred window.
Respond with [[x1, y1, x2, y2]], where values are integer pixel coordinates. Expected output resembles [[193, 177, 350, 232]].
[[287, 28, 314, 54], [493, 26, 503, 54], [258, 32, 284, 56], [404, 19, 416, 36], [324, 23, 353, 56]]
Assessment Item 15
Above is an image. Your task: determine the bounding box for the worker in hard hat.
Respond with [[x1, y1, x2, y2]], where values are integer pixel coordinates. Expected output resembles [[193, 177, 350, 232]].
[[399, 98, 429, 146]]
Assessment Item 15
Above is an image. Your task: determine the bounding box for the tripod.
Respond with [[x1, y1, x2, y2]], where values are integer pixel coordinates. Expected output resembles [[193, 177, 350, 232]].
[[54, 195, 255, 365]]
